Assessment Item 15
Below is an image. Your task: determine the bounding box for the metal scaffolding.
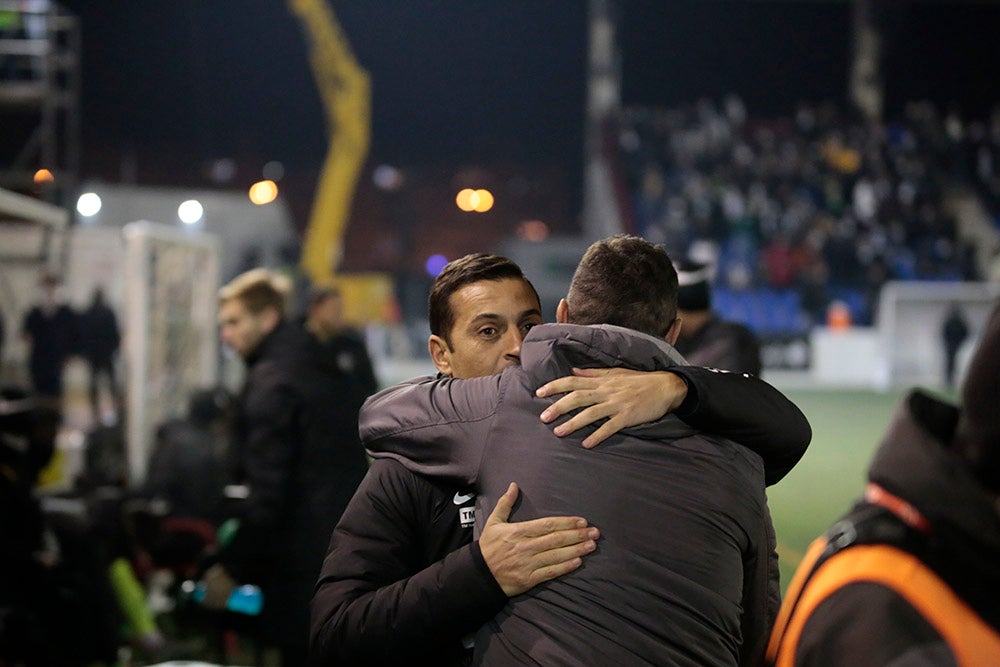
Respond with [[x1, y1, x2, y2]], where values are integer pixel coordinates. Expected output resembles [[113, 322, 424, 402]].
[[0, 0, 80, 210]]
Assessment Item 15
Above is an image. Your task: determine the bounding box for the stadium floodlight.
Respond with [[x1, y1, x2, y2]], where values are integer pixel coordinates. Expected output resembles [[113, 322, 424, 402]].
[[178, 199, 204, 225], [77, 192, 102, 217]]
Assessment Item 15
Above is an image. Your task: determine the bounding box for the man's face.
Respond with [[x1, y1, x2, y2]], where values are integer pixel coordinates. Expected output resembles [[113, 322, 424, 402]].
[[310, 294, 343, 335], [218, 299, 275, 360], [430, 278, 543, 379]]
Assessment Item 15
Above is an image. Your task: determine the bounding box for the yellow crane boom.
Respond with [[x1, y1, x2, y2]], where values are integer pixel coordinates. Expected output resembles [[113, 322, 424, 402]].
[[288, 0, 371, 284]]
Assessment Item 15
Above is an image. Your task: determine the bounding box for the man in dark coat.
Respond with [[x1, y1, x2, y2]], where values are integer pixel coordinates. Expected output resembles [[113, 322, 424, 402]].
[[204, 268, 368, 666], [940, 304, 969, 387], [304, 283, 378, 408], [674, 259, 762, 376], [78, 287, 122, 421], [20, 274, 77, 399]]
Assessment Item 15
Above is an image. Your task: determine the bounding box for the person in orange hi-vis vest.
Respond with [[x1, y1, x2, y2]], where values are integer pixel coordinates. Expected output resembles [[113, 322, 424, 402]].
[[766, 301, 1000, 666]]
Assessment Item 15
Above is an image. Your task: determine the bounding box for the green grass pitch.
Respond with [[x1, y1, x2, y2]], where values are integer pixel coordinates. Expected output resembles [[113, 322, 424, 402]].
[[767, 386, 956, 589]]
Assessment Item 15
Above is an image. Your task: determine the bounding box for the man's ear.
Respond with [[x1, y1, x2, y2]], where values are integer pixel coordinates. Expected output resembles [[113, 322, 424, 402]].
[[428, 335, 453, 376], [556, 299, 570, 324], [261, 307, 282, 333], [665, 317, 682, 345]]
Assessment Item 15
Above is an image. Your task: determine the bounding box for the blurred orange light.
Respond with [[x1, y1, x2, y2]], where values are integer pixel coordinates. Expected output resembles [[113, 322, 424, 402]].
[[249, 180, 278, 205], [33, 168, 54, 184], [517, 219, 549, 241], [473, 189, 494, 213], [456, 188, 475, 212]]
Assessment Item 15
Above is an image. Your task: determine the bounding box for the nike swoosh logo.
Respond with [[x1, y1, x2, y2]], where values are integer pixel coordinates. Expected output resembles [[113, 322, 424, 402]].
[[453, 492, 475, 505]]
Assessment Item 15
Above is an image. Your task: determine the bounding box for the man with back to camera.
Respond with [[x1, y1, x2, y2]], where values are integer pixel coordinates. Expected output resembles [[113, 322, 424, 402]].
[[206, 268, 368, 666], [320, 245, 810, 665]]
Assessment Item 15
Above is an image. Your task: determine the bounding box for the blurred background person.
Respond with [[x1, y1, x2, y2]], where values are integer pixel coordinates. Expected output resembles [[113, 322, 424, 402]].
[[143, 386, 233, 526], [0, 388, 122, 666], [673, 258, 763, 376], [77, 287, 122, 424], [941, 303, 969, 388], [206, 268, 368, 666], [766, 301, 1000, 665], [304, 283, 378, 406], [19, 274, 77, 401]]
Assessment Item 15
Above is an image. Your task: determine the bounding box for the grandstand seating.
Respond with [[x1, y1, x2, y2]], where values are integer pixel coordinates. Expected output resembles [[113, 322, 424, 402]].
[[618, 98, 985, 336]]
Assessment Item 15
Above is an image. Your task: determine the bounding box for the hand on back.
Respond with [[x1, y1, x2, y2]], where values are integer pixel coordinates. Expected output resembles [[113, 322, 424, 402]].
[[479, 482, 599, 597]]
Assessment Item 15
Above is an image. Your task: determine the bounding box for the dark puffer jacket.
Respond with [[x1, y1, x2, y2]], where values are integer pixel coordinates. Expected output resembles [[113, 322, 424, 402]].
[[220, 321, 368, 649]]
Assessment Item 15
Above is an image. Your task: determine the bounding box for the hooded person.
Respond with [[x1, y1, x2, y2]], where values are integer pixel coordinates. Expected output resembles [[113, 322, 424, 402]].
[[766, 302, 1000, 666]]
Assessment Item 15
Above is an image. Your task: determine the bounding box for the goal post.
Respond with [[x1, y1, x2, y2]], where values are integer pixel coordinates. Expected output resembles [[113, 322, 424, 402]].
[[123, 221, 220, 485], [876, 280, 1000, 389]]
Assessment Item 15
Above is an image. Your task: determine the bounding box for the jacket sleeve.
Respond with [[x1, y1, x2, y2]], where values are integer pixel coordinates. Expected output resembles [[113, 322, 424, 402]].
[[360, 375, 502, 487], [310, 461, 507, 664], [668, 366, 811, 485], [218, 376, 300, 581]]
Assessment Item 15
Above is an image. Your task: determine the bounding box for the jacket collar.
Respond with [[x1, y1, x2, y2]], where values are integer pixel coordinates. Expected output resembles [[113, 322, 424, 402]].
[[520, 323, 685, 373], [518, 323, 695, 441], [869, 390, 1000, 548]]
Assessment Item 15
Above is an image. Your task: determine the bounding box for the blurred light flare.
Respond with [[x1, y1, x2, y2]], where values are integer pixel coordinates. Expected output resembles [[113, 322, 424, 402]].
[[455, 188, 494, 213], [178, 199, 204, 224], [425, 254, 449, 277], [249, 180, 279, 205], [373, 164, 404, 191], [456, 188, 475, 211], [76, 192, 102, 217], [473, 189, 494, 212], [33, 168, 54, 184], [517, 219, 549, 241], [263, 161, 285, 182]]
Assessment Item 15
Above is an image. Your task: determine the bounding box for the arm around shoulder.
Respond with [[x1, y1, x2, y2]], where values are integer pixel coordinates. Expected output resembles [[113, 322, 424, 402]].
[[668, 366, 811, 485]]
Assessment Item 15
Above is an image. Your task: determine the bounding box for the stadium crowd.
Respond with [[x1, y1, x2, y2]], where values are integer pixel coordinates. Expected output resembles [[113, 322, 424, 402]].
[[618, 97, 988, 328]]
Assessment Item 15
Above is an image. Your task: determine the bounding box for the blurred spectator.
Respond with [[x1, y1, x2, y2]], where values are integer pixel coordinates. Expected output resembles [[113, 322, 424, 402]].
[[20, 274, 77, 399], [144, 387, 233, 524], [941, 304, 970, 388], [78, 287, 122, 423], [0, 388, 121, 665], [765, 301, 1000, 664], [304, 283, 378, 406], [209, 268, 368, 666], [673, 259, 762, 376]]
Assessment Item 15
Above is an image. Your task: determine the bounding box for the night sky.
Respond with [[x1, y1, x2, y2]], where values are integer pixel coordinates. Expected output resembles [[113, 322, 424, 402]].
[[55, 1, 1000, 186]]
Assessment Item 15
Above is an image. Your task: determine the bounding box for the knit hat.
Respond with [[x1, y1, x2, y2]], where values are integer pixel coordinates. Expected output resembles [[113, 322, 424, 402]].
[[953, 301, 1000, 493], [675, 259, 713, 311]]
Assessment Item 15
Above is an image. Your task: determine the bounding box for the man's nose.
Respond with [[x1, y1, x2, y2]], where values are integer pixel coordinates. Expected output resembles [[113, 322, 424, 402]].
[[504, 327, 524, 358]]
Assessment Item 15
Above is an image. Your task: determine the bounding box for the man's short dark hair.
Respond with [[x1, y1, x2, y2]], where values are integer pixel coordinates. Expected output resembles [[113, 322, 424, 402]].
[[308, 284, 341, 309], [429, 253, 540, 343], [566, 235, 678, 338]]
